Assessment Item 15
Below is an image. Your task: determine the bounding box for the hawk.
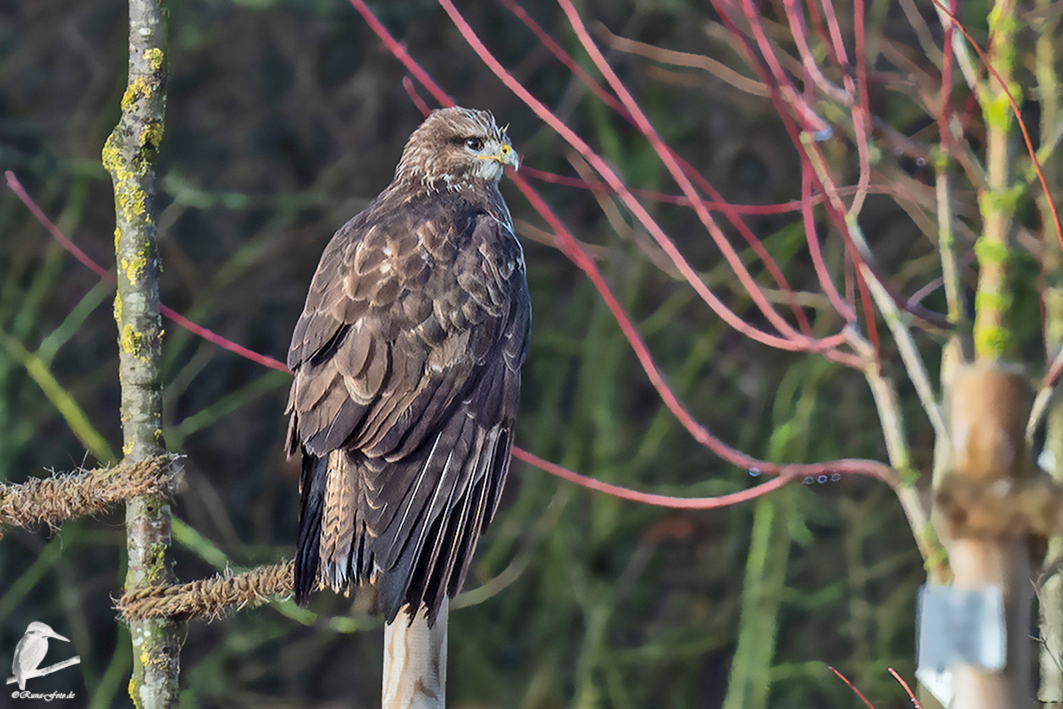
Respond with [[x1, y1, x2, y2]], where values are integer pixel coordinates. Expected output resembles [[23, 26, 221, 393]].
[[286, 107, 529, 624]]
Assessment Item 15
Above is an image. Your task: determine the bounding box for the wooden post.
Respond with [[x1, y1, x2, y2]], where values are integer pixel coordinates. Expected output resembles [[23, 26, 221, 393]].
[[949, 537, 1032, 708], [383, 599, 447, 709], [940, 365, 1035, 709]]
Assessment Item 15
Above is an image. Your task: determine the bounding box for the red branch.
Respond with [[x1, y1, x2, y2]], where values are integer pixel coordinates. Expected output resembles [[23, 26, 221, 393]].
[[348, 0, 897, 481], [499, 0, 817, 333], [438, 0, 856, 357], [9, 170, 878, 512], [552, 0, 820, 342], [931, 0, 1063, 253], [828, 666, 878, 709], [888, 668, 922, 708], [5, 170, 288, 373], [513, 448, 794, 510]]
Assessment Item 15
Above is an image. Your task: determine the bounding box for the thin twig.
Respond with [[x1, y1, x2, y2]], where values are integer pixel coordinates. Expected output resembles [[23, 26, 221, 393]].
[[802, 134, 951, 445]]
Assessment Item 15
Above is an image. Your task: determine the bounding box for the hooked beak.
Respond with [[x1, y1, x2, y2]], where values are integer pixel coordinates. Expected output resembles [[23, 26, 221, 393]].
[[480, 143, 520, 170]]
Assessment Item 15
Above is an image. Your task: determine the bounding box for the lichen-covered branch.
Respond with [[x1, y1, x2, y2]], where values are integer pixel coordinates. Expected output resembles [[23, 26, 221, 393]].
[[102, 0, 178, 705], [973, 0, 1019, 360]]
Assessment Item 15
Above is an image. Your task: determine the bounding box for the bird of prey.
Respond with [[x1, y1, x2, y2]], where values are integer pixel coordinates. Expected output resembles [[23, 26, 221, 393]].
[[12, 622, 69, 690], [286, 107, 530, 624]]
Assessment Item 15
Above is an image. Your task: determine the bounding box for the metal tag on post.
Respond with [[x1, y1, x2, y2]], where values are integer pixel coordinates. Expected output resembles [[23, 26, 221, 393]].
[[916, 584, 1006, 672]]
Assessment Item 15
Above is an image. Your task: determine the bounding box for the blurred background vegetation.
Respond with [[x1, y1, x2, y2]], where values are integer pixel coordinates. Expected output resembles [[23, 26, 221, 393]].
[[2, 0, 1051, 706]]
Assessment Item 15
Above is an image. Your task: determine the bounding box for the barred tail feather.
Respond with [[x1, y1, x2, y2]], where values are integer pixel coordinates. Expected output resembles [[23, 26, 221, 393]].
[[319, 450, 359, 592]]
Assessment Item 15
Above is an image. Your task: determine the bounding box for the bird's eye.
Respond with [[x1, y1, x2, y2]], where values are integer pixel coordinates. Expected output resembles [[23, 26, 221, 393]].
[[465, 137, 484, 151]]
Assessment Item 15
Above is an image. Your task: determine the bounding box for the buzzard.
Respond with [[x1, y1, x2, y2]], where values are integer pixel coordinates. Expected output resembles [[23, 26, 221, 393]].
[[286, 107, 530, 624]]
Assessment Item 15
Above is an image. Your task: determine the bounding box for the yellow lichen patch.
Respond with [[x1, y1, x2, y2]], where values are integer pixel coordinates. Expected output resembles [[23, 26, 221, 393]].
[[115, 182, 150, 227], [113, 292, 123, 323], [104, 136, 151, 226], [121, 323, 146, 359], [121, 76, 153, 113], [120, 254, 147, 286], [123, 440, 135, 457], [145, 47, 164, 73], [138, 119, 164, 151], [102, 133, 122, 174]]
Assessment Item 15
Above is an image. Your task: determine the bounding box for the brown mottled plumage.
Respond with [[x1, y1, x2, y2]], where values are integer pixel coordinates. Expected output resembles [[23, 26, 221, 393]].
[[286, 107, 529, 624]]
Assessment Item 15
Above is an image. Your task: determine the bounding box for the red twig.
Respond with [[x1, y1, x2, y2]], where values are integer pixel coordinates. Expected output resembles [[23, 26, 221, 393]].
[[801, 163, 855, 321], [804, 0, 835, 66], [931, 0, 1063, 253], [158, 306, 289, 373], [848, 0, 872, 219], [6, 171, 114, 283], [783, 0, 849, 105], [443, 0, 848, 355], [513, 448, 794, 510], [552, 0, 820, 342], [6, 170, 289, 373], [708, 0, 873, 328], [738, 0, 831, 136], [500, 0, 814, 333], [818, 0, 851, 66], [855, 258, 881, 365], [495, 0, 627, 118], [401, 76, 431, 117], [828, 666, 878, 709], [887, 668, 922, 708], [514, 166, 889, 479], [351, 0, 900, 479], [10, 170, 877, 510], [524, 166, 805, 214]]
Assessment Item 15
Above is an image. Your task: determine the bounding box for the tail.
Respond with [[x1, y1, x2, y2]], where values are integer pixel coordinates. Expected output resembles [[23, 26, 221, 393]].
[[295, 449, 328, 606]]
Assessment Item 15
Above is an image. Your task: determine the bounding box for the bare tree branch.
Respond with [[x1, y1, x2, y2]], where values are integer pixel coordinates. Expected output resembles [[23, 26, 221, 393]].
[[101, 0, 179, 703]]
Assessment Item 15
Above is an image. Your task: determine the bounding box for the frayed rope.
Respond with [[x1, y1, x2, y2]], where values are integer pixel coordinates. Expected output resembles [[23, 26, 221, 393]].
[[118, 560, 294, 621], [1, 456, 293, 621], [3, 455, 294, 622], [0, 456, 179, 529]]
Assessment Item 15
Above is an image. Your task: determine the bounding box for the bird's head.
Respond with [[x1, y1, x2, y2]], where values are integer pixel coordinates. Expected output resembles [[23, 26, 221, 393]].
[[25, 622, 69, 642], [395, 106, 518, 190]]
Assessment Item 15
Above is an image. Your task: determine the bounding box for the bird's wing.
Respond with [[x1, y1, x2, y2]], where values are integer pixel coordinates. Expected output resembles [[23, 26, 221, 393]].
[[287, 192, 530, 620], [13, 636, 47, 679]]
